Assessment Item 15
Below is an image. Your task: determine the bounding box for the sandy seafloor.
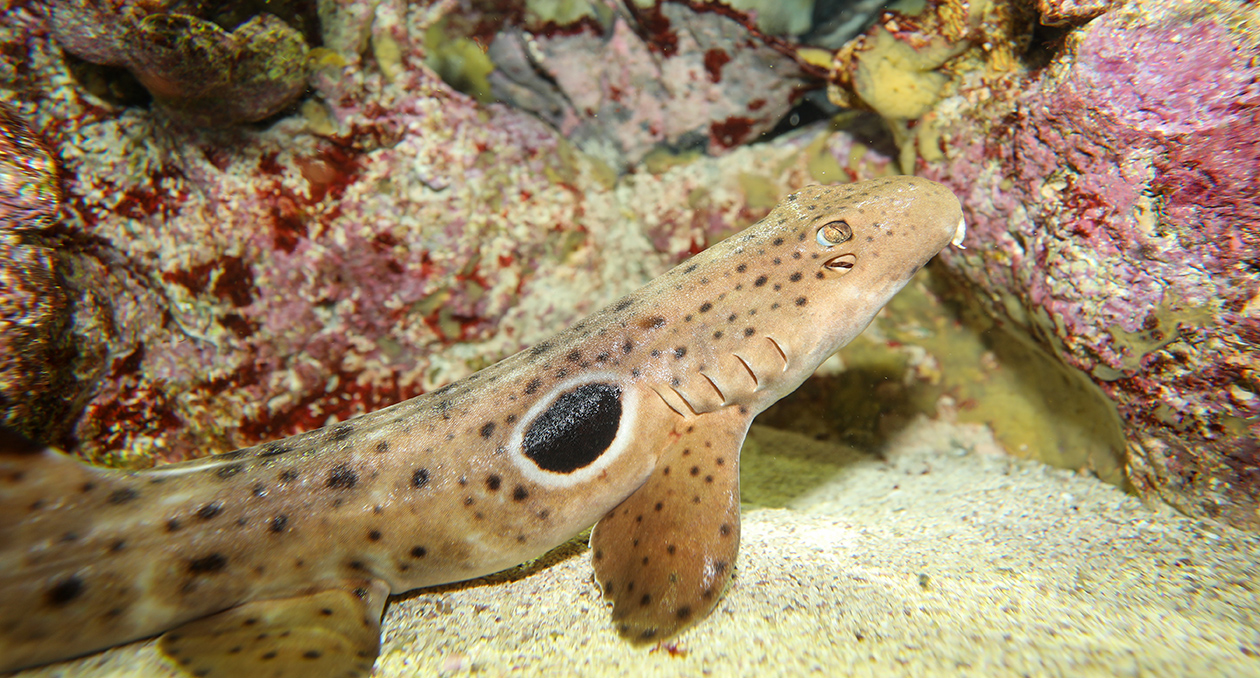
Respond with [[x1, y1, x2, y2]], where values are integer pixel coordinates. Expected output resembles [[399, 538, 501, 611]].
[[14, 419, 1260, 678]]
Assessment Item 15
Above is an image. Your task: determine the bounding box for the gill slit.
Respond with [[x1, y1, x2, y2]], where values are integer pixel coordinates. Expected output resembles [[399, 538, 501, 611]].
[[765, 336, 789, 370], [733, 354, 759, 388], [700, 373, 727, 404]]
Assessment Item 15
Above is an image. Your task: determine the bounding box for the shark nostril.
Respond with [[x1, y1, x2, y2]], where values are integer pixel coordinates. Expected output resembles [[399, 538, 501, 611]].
[[823, 254, 856, 273]]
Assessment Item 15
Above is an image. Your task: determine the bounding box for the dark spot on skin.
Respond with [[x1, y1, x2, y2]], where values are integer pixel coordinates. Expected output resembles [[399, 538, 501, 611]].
[[793, 251, 802, 259], [110, 539, 126, 552], [279, 469, 299, 483], [410, 546, 427, 558], [215, 464, 244, 480], [789, 272, 802, 282], [530, 341, 551, 356], [690, 466, 700, 476], [642, 556, 649, 565], [654, 502, 664, 511], [303, 650, 322, 660], [753, 275, 767, 287], [270, 515, 288, 533], [567, 350, 582, 363], [702, 588, 715, 600], [773, 258, 781, 265], [513, 485, 529, 501], [257, 442, 289, 457], [727, 313, 737, 323], [196, 502, 223, 520], [331, 424, 353, 441], [45, 576, 83, 606], [796, 297, 808, 306], [506, 414, 518, 423], [252, 483, 267, 497], [348, 561, 366, 571], [480, 421, 496, 438], [613, 298, 634, 312], [516, 535, 527, 543], [699, 302, 712, 313], [641, 316, 666, 329], [368, 530, 382, 541], [412, 468, 430, 489], [188, 554, 227, 574], [713, 330, 724, 340], [640, 594, 651, 607], [523, 383, 622, 474], [623, 340, 634, 354], [261, 651, 277, 660], [524, 378, 542, 394], [595, 353, 609, 363], [538, 509, 550, 519], [107, 487, 138, 504], [486, 475, 501, 491], [667, 544, 677, 555], [464, 497, 475, 506], [674, 347, 687, 359], [705, 475, 713, 483], [80, 482, 96, 493], [663, 466, 671, 475], [166, 518, 182, 532], [720, 524, 732, 536], [744, 327, 755, 337], [677, 606, 692, 620], [651, 349, 661, 358], [771, 302, 780, 310], [326, 464, 358, 489], [375, 440, 389, 453]]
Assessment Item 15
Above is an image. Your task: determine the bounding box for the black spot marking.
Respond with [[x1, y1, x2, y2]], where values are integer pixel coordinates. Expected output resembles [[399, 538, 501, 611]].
[[736, 263, 747, 273], [326, 464, 358, 490], [110, 539, 126, 553], [667, 544, 676, 555], [523, 383, 621, 473], [674, 347, 687, 359], [331, 424, 353, 441], [654, 501, 664, 511], [713, 330, 723, 339], [480, 421, 496, 438], [303, 650, 322, 660], [166, 518, 182, 532], [261, 651, 277, 660], [251, 483, 267, 497], [640, 594, 651, 607], [347, 560, 366, 571], [257, 443, 289, 457], [677, 606, 692, 620], [270, 515, 288, 533], [279, 469, 299, 483], [513, 485, 529, 501], [486, 475, 502, 491], [623, 340, 634, 354], [529, 341, 551, 356], [789, 272, 802, 282], [101, 486, 140, 507], [796, 297, 808, 306], [720, 524, 732, 536], [753, 275, 767, 287], [46, 576, 83, 606], [773, 237, 784, 246], [650, 349, 661, 358], [410, 546, 427, 558], [368, 530, 382, 541], [375, 440, 389, 453], [613, 298, 634, 312], [196, 502, 223, 520], [412, 468, 430, 489], [699, 302, 712, 313], [524, 378, 543, 395], [188, 554, 227, 574], [744, 327, 755, 337], [816, 271, 825, 279], [215, 464, 244, 480]]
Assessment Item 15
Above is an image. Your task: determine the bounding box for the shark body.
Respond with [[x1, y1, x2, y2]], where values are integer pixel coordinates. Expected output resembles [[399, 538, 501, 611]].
[[0, 176, 964, 676]]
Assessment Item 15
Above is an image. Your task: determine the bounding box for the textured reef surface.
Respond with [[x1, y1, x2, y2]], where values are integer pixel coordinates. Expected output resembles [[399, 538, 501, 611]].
[[878, 0, 1259, 528], [0, 0, 1257, 533]]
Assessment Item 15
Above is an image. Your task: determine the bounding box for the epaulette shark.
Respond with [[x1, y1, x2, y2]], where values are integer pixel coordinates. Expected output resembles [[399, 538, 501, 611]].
[[0, 176, 965, 676]]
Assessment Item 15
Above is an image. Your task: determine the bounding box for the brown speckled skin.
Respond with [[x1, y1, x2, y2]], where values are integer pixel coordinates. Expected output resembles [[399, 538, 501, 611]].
[[0, 176, 963, 673]]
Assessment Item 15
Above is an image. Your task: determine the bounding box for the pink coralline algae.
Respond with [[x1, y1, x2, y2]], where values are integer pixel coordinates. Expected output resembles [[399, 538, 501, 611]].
[[486, 2, 804, 172], [919, 3, 1260, 528], [49, 0, 310, 127], [0, 3, 846, 466]]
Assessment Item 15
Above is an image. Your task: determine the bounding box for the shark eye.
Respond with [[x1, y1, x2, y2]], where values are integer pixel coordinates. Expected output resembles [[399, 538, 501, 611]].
[[816, 221, 852, 246]]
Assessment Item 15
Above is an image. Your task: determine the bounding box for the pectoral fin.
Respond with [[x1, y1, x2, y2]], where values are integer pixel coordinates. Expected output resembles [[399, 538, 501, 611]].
[[590, 407, 748, 644], [158, 579, 389, 678]]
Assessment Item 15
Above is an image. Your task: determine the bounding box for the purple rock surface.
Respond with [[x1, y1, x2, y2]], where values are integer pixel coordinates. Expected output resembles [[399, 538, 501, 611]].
[[919, 3, 1259, 527]]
